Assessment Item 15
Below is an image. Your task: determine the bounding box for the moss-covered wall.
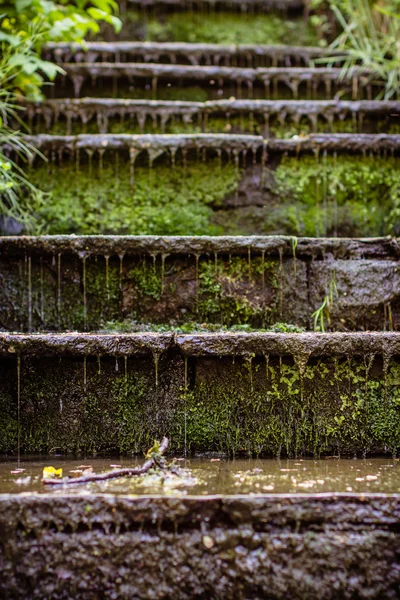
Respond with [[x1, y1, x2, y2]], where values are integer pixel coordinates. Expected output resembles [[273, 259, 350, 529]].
[[104, 10, 322, 46], [1, 352, 400, 456], [21, 154, 400, 238], [1, 250, 398, 332]]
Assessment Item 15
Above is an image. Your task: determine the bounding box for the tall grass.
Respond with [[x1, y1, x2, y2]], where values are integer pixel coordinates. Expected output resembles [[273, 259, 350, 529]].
[[322, 0, 400, 99]]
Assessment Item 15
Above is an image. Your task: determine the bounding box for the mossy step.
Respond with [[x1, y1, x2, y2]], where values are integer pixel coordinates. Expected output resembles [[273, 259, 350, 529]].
[[0, 235, 398, 332], [7, 140, 400, 238], [26, 99, 400, 136], [1, 493, 400, 598], [19, 133, 400, 162], [58, 63, 373, 100], [110, 9, 320, 46], [45, 41, 336, 68], [0, 332, 400, 455]]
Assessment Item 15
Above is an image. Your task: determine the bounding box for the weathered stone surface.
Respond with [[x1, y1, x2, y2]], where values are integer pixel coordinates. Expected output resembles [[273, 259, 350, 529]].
[[0, 493, 400, 599], [0, 236, 398, 332], [309, 259, 400, 331], [0, 332, 399, 454]]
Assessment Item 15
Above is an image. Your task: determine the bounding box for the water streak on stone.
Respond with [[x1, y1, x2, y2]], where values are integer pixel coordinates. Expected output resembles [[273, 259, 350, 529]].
[[17, 354, 21, 462], [40, 257, 44, 325], [57, 253, 62, 330], [27, 256, 32, 333], [105, 255, 110, 301], [278, 247, 283, 317]]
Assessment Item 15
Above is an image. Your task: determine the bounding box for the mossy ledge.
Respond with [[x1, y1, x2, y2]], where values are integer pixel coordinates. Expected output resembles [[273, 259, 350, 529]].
[[44, 41, 335, 67], [18, 134, 400, 162], [1, 331, 399, 357], [1, 332, 400, 455], [1, 494, 400, 599], [58, 64, 372, 99], [0, 236, 398, 332], [0, 234, 397, 257], [26, 99, 400, 136]]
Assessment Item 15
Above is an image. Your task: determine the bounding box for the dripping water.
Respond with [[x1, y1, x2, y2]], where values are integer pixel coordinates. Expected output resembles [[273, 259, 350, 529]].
[[82, 255, 87, 331], [248, 247, 252, 282], [264, 353, 269, 382], [27, 256, 32, 333], [105, 255, 110, 301], [119, 254, 124, 292], [261, 250, 265, 295], [83, 356, 87, 390], [97, 355, 101, 375], [184, 356, 188, 458], [195, 254, 200, 313], [40, 257, 44, 325], [17, 354, 21, 462], [153, 351, 160, 389], [278, 247, 283, 318], [246, 354, 254, 392], [57, 253, 62, 330], [161, 254, 168, 295]]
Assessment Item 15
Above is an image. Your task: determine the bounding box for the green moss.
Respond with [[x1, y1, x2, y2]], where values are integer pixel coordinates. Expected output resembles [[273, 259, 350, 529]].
[[129, 11, 322, 46], [178, 357, 400, 457], [197, 256, 279, 325], [0, 388, 17, 453], [2, 353, 400, 456], [27, 158, 239, 235], [100, 321, 304, 333], [272, 154, 400, 236], [129, 260, 162, 301]]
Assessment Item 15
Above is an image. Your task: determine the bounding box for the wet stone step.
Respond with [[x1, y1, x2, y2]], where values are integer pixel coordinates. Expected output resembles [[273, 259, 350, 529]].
[[44, 42, 336, 68], [4, 491, 400, 598], [25, 99, 400, 136], [0, 236, 398, 332], [7, 134, 400, 238], [0, 331, 399, 454], [54, 63, 376, 101]]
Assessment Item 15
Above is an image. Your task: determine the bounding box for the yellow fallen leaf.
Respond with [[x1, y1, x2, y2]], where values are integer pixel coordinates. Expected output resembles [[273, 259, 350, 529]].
[[42, 466, 63, 479]]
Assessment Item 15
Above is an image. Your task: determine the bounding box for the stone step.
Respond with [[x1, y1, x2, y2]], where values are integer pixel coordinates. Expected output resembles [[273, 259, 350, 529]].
[[57, 63, 374, 100], [7, 135, 400, 238], [5, 492, 400, 598], [18, 133, 400, 164], [26, 99, 400, 136], [45, 41, 336, 68], [0, 331, 399, 454], [0, 235, 398, 332]]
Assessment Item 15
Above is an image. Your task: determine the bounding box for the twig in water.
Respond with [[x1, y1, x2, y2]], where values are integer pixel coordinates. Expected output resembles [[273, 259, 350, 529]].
[[42, 437, 169, 486]]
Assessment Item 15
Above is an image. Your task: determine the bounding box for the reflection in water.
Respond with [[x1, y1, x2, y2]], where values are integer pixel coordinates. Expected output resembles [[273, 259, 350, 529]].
[[1, 457, 400, 496]]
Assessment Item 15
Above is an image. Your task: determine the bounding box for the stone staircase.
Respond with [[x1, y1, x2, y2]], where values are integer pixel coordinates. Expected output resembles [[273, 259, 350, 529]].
[[1, 1, 400, 597]]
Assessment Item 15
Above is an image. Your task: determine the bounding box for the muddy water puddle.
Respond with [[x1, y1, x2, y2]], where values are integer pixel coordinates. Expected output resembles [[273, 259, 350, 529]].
[[0, 456, 400, 496]]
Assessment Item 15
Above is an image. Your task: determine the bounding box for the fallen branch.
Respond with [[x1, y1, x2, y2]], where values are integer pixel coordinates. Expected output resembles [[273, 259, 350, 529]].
[[42, 437, 169, 486]]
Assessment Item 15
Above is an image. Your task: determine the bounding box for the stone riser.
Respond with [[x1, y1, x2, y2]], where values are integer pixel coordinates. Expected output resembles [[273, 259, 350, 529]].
[[0, 332, 399, 454], [0, 237, 398, 332], [25, 99, 400, 136], [15, 134, 400, 168], [56, 64, 374, 101], [0, 493, 399, 599], [44, 42, 337, 68]]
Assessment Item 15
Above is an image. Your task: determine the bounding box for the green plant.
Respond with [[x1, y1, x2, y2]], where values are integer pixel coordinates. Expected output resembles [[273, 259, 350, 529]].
[[0, 1, 120, 99], [312, 271, 338, 331], [321, 0, 400, 99], [0, 1, 121, 228]]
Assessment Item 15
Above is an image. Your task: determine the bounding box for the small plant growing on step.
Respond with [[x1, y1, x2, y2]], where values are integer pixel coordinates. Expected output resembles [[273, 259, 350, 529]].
[[312, 271, 338, 332]]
